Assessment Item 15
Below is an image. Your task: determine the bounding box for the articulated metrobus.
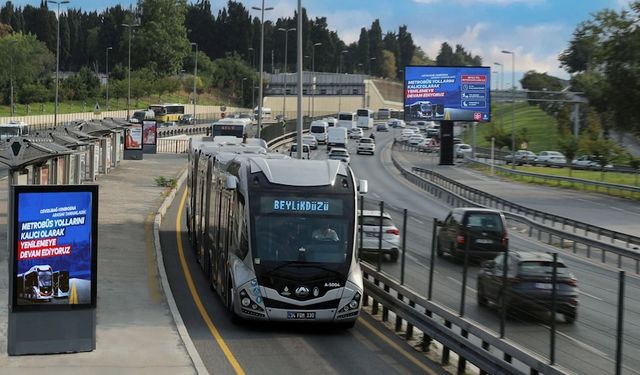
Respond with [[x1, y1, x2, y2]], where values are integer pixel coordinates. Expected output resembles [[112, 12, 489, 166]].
[[16, 265, 53, 301], [149, 103, 185, 123], [187, 137, 367, 327]]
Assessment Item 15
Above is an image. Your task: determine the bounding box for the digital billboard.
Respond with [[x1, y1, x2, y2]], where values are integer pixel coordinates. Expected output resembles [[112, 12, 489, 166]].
[[142, 120, 157, 145], [404, 65, 491, 122], [125, 124, 143, 150], [11, 185, 98, 311]]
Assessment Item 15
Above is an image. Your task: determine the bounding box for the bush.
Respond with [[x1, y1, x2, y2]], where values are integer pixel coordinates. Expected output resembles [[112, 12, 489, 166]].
[[154, 176, 177, 188]]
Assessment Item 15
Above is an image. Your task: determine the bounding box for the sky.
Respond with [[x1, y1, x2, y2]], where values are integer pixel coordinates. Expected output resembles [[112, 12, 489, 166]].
[[6, 0, 635, 86]]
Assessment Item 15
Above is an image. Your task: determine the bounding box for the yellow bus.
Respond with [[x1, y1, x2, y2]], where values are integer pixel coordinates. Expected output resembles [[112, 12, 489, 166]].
[[148, 103, 185, 124]]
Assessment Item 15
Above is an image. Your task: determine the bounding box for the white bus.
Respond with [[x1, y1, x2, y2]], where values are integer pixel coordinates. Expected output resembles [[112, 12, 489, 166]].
[[377, 108, 391, 120], [337, 112, 356, 130], [187, 138, 368, 328], [211, 118, 253, 139], [356, 109, 374, 129], [253, 106, 272, 119], [0, 121, 29, 141]]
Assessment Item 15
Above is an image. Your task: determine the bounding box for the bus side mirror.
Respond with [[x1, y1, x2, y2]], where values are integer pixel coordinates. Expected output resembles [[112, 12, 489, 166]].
[[225, 176, 237, 190], [358, 179, 368, 194]]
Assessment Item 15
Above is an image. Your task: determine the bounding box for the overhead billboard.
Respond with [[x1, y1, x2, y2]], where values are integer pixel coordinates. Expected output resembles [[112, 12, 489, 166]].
[[11, 185, 98, 311], [404, 65, 491, 122]]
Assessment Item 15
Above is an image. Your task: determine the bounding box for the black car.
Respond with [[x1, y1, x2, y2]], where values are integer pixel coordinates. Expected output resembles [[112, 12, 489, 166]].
[[476, 251, 579, 323], [436, 208, 508, 260], [376, 123, 389, 132], [179, 114, 195, 125]]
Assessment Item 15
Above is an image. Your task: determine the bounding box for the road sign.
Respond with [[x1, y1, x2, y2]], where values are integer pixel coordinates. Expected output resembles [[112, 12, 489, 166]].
[[93, 103, 101, 115]]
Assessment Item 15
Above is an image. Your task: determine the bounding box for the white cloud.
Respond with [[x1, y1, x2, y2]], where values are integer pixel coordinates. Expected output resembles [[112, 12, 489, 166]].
[[413, 0, 544, 4]]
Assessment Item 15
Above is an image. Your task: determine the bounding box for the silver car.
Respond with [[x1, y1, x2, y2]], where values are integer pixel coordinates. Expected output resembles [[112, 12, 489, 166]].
[[328, 147, 350, 164], [358, 210, 401, 262]]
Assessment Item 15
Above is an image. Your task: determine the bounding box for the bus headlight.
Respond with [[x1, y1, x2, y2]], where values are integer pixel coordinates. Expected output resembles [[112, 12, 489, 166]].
[[348, 299, 358, 310], [241, 297, 251, 307], [340, 292, 361, 313]]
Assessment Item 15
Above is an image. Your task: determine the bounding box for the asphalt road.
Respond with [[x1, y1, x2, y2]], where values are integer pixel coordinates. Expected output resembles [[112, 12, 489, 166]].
[[159, 185, 446, 375], [159, 127, 640, 375], [344, 128, 640, 375]]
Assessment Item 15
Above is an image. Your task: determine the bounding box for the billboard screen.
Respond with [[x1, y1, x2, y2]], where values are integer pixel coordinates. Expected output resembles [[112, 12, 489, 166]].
[[142, 120, 157, 145], [404, 65, 491, 122], [11, 185, 98, 311], [125, 124, 143, 150]]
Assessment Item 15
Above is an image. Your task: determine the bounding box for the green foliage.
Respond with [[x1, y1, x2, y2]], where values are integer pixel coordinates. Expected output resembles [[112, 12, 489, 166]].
[[380, 50, 397, 79], [154, 176, 177, 188], [436, 42, 481, 66], [484, 124, 511, 150], [18, 83, 50, 104], [62, 67, 100, 101]]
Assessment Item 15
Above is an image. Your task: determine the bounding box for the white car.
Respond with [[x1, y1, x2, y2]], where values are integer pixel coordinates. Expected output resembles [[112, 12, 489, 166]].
[[349, 128, 364, 139], [358, 210, 401, 262], [356, 137, 375, 155], [399, 129, 415, 142], [408, 134, 425, 145], [572, 155, 613, 168], [302, 135, 318, 150], [328, 147, 350, 164], [535, 151, 566, 166], [388, 119, 406, 128], [454, 143, 472, 158]]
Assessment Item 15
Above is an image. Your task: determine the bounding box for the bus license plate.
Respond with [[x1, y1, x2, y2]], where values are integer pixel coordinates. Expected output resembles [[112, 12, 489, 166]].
[[287, 312, 316, 320], [535, 283, 552, 289]]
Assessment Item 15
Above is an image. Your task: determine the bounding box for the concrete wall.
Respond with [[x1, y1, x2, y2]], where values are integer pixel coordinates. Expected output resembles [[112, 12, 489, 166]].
[[264, 80, 403, 117]]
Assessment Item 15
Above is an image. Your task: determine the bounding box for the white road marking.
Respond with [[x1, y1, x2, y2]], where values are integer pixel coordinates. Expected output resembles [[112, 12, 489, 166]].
[[411, 217, 425, 225], [579, 290, 603, 301], [447, 276, 477, 292]]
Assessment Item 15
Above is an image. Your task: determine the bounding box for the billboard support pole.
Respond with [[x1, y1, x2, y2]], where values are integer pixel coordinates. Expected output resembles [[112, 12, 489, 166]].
[[439, 120, 454, 165]]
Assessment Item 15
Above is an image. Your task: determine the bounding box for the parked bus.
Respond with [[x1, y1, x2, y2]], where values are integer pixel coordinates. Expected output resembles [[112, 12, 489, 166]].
[[16, 265, 53, 302], [149, 103, 185, 124], [186, 138, 368, 327], [356, 108, 374, 129], [0, 121, 29, 141], [211, 118, 252, 139], [337, 112, 356, 130]]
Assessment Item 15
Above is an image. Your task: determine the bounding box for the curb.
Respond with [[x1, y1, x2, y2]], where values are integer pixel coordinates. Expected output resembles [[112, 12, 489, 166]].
[[153, 167, 209, 375]]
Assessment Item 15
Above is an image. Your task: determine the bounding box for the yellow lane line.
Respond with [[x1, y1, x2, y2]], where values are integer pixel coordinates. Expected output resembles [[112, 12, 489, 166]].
[[175, 188, 246, 375], [358, 315, 438, 375]]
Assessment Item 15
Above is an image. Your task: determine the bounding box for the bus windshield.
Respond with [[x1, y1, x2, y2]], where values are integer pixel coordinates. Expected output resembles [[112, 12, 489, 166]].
[[252, 196, 352, 264], [212, 124, 245, 138], [338, 113, 353, 121], [356, 109, 370, 117]]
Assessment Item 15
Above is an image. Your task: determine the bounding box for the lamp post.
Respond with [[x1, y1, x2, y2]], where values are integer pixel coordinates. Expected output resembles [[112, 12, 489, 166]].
[[191, 42, 198, 118], [251, 1, 274, 138], [122, 21, 139, 121], [277, 27, 296, 119], [369, 56, 376, 75], [248, 47, 254, 68], [48, 0, 69, 127], [9, 40, 17, 116], [240, 77, 247, 107], [296, 0, 303, 159], [501, 50, 516, 169], [311, 42, 322, 118], [105, 46, 112, 110], [338, 49, 348, 113]]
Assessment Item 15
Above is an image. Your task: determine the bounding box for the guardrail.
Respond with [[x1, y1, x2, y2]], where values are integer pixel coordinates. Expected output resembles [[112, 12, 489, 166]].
[[466, 158, 640, 199], [389, 144, 640, 274], [157, 124, 211, 138], [360, 262, 570, 375]]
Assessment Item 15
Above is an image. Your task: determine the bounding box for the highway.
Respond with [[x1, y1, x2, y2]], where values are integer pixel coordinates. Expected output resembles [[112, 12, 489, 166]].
[[158, 128, 640, 374]]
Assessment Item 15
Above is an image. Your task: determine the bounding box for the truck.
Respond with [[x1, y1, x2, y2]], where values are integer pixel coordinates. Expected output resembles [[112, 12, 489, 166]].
[[327, 127, 348, 150]]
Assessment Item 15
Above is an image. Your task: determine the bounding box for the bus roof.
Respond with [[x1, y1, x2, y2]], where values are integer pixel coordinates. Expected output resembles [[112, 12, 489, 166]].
[[249, 158, 347, 187]]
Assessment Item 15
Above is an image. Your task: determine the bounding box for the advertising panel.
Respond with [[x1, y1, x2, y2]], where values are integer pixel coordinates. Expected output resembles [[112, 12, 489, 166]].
[[11, 185, 98, 311], [142, 120, 157, 145], [404, 65, 491, 122], [125, 124, 143, 150]]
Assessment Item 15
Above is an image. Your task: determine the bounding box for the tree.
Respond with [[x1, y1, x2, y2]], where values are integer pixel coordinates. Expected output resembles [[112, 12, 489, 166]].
[[410, 46, 433, 65], [380, 50, 396, 79], [578, 109, 624, 179], [397, 25, 414, 77], [355, 27, 369, 74], [133, 0, 191, 75], [520, 70, 565, 115], [368, 19, 383, 76]]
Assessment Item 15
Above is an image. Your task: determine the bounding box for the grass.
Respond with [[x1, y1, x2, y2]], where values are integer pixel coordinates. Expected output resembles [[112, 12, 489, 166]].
[[0, 90, 235, 117], [469, 163, 640, 200], [465, 102, 562, 152]]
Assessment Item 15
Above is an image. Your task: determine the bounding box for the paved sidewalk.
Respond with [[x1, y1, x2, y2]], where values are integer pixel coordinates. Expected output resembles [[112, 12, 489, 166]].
[[0, 154, 196, 374], [392, 146, 640, 238]]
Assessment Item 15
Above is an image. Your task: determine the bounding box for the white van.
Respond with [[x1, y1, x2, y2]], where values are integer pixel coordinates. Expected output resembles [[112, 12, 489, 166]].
[[327, 127, 348, 149], [309, 120, 329, 144], [356, 108, 374, 129], [337, 112, 356, 130], [253, 106, 272, 119]]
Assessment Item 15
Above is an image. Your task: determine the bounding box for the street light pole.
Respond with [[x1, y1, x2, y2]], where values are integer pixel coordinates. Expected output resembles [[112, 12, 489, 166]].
[[241, 77, 247, 107], [48, 0, 69, 127], [494, 61, 504, 130], [296, 0, 303, 159], [277, 27, 295, 119], [191, 42, 198, 119], [122, 21, 139, 121], [252, 1, 274, 139], [106, 46, 112, 110], [338, 50, 347, 113], [311, 42, 322, 118], [501, 50, 516, 169]]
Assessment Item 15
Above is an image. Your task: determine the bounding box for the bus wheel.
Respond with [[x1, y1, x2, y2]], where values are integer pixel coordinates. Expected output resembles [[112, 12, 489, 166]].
[[228, 283, 242, 325]]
